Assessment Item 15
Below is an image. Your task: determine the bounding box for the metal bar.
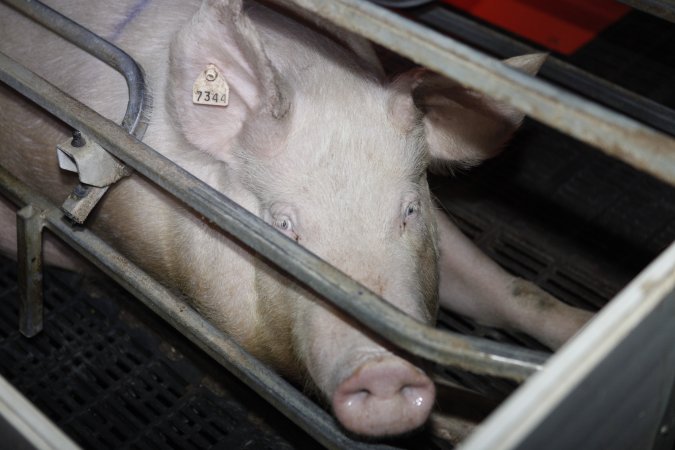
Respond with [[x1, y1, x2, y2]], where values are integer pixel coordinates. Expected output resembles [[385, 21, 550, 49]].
[[0, 374, 81, 450], [460, 240, 675, 450], [1, 0, 151, 223], [16, 205, 44, 338], [60, 184, 109, 223], [0, 51, 549, 381], [618, 0, 675, 23], [280, 0, 675, 186], [413, 5, 675, 137], [1, 0, 150, 138], [0, 164, 397, 450]]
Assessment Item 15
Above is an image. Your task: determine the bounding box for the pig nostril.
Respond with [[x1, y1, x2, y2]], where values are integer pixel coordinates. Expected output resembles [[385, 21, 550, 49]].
[[332, 358, 435, 437], [344, 389, 370, 408]]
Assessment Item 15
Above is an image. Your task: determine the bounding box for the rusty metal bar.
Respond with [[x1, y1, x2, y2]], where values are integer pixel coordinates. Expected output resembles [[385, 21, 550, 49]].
[[281, 0, 675, 186], [0, 51, 549, 381], [16, 205, 44, 338], [0, 165, 398, 450]]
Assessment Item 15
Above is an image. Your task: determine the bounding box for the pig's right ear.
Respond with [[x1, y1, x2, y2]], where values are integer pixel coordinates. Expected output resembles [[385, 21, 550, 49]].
[[392, 54, 546, 170], [167, 0, 290, 162]]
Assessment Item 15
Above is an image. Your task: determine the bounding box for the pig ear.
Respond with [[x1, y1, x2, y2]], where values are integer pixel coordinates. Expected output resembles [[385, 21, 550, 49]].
[[167, 0, 290, 161], [395, 53, 546, 169]]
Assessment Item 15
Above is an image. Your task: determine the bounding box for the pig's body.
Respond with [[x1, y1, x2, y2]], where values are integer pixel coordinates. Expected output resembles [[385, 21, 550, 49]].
[[0, 0, 592, 438]]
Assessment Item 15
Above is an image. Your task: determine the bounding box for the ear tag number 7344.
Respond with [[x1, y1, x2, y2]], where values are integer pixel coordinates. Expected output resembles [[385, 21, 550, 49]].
[[192, 63, 229, 107]]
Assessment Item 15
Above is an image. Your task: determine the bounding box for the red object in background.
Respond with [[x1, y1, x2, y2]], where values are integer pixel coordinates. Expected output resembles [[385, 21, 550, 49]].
[[441, 0, 631, 55]]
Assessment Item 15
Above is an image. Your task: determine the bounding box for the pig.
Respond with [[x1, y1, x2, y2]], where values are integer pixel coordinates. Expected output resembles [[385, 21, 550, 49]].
[[0, 0, 593, 438]]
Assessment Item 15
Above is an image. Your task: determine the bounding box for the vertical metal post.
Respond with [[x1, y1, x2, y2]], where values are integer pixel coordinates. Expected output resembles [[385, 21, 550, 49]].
[[17, 205, 44, 337]]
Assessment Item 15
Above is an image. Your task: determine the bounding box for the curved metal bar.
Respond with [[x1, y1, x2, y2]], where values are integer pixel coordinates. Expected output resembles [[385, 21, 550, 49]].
[[2, 0, 151, 138], [1, 0, 152, 223], [0, 51, 549, 382]]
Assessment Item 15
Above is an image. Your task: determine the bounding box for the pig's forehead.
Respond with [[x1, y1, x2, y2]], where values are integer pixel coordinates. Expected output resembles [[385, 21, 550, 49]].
[[250, 138, 427, 213], [281, 124, 427, 184], [286, 90, 427, 167]]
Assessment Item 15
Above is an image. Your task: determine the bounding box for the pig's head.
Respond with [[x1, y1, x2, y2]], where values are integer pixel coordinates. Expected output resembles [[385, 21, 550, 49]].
[[168, 0, 544, 438]]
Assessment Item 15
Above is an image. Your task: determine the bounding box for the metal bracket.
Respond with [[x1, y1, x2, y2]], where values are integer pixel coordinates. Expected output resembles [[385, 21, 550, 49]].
[[61, 183, 110, 224], [57, 131, 130, 224], [57, 130, 127, 187]]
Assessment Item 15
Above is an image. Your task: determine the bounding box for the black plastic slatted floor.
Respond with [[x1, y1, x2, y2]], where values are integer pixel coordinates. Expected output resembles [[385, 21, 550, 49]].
[[0, 263, 315, 449], [2, 4, 675, 450]]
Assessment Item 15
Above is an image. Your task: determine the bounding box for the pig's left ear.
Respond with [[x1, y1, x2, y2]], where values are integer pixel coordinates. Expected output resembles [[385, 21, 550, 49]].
[[394, 54, 546, 169]]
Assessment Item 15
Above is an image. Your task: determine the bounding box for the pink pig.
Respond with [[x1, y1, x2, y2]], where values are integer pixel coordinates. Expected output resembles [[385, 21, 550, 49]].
[[0, 0, 592, 437]]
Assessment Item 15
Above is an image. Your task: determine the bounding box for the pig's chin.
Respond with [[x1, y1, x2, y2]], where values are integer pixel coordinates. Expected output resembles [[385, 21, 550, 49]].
[[329, 354, 436, 437]]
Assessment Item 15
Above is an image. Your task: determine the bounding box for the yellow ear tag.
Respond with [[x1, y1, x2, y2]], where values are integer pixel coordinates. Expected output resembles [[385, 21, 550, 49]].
[[192, 64, 229, 107]]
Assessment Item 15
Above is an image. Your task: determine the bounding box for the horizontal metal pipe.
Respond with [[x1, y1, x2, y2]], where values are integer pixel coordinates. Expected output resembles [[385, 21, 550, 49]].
[[1, 0, 150, 138], [0, 165, 397, 450], [413, 5, 675, 137], [282, 0, 675, 186], [0, 51, 549, 380]]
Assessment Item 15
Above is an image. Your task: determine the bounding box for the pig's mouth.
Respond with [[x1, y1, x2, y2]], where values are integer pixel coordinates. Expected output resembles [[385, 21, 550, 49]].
[[328, 352, 436, 438]]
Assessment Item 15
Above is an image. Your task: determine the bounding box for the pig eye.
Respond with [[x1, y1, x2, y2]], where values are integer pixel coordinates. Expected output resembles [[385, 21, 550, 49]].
[[404, 202, 420, 218], [273, 215, 298, 241], [274, 216, 293, 231]]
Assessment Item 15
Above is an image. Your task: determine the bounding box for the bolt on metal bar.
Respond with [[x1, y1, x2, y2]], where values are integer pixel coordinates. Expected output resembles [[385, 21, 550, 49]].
[[280, 0, 675, 187], [413, 5, 675, 137], [16, 205, 44, 338], [0, 166, 398, 450], [0, 51, 549, 381]]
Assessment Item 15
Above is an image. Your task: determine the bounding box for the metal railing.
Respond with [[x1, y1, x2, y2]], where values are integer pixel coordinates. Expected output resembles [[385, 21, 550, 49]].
[[2, 0, 151, 225], [0, 50, 549, 378], [2, 0, 152, 338], [2, 0, 675, 449], [0, 163, 396, 450], [279, 0, 675, 187], [411, 4, 675, 137], [0, 0, 554, 448]]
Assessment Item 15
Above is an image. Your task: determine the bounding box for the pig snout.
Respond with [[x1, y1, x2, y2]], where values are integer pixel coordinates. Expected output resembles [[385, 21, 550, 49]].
[[332, 356, 435, 437]]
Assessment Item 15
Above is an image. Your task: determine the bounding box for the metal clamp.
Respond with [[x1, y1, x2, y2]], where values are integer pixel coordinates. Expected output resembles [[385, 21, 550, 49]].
[[57, 130, 128, 188], [57, 130, 130, 224]]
